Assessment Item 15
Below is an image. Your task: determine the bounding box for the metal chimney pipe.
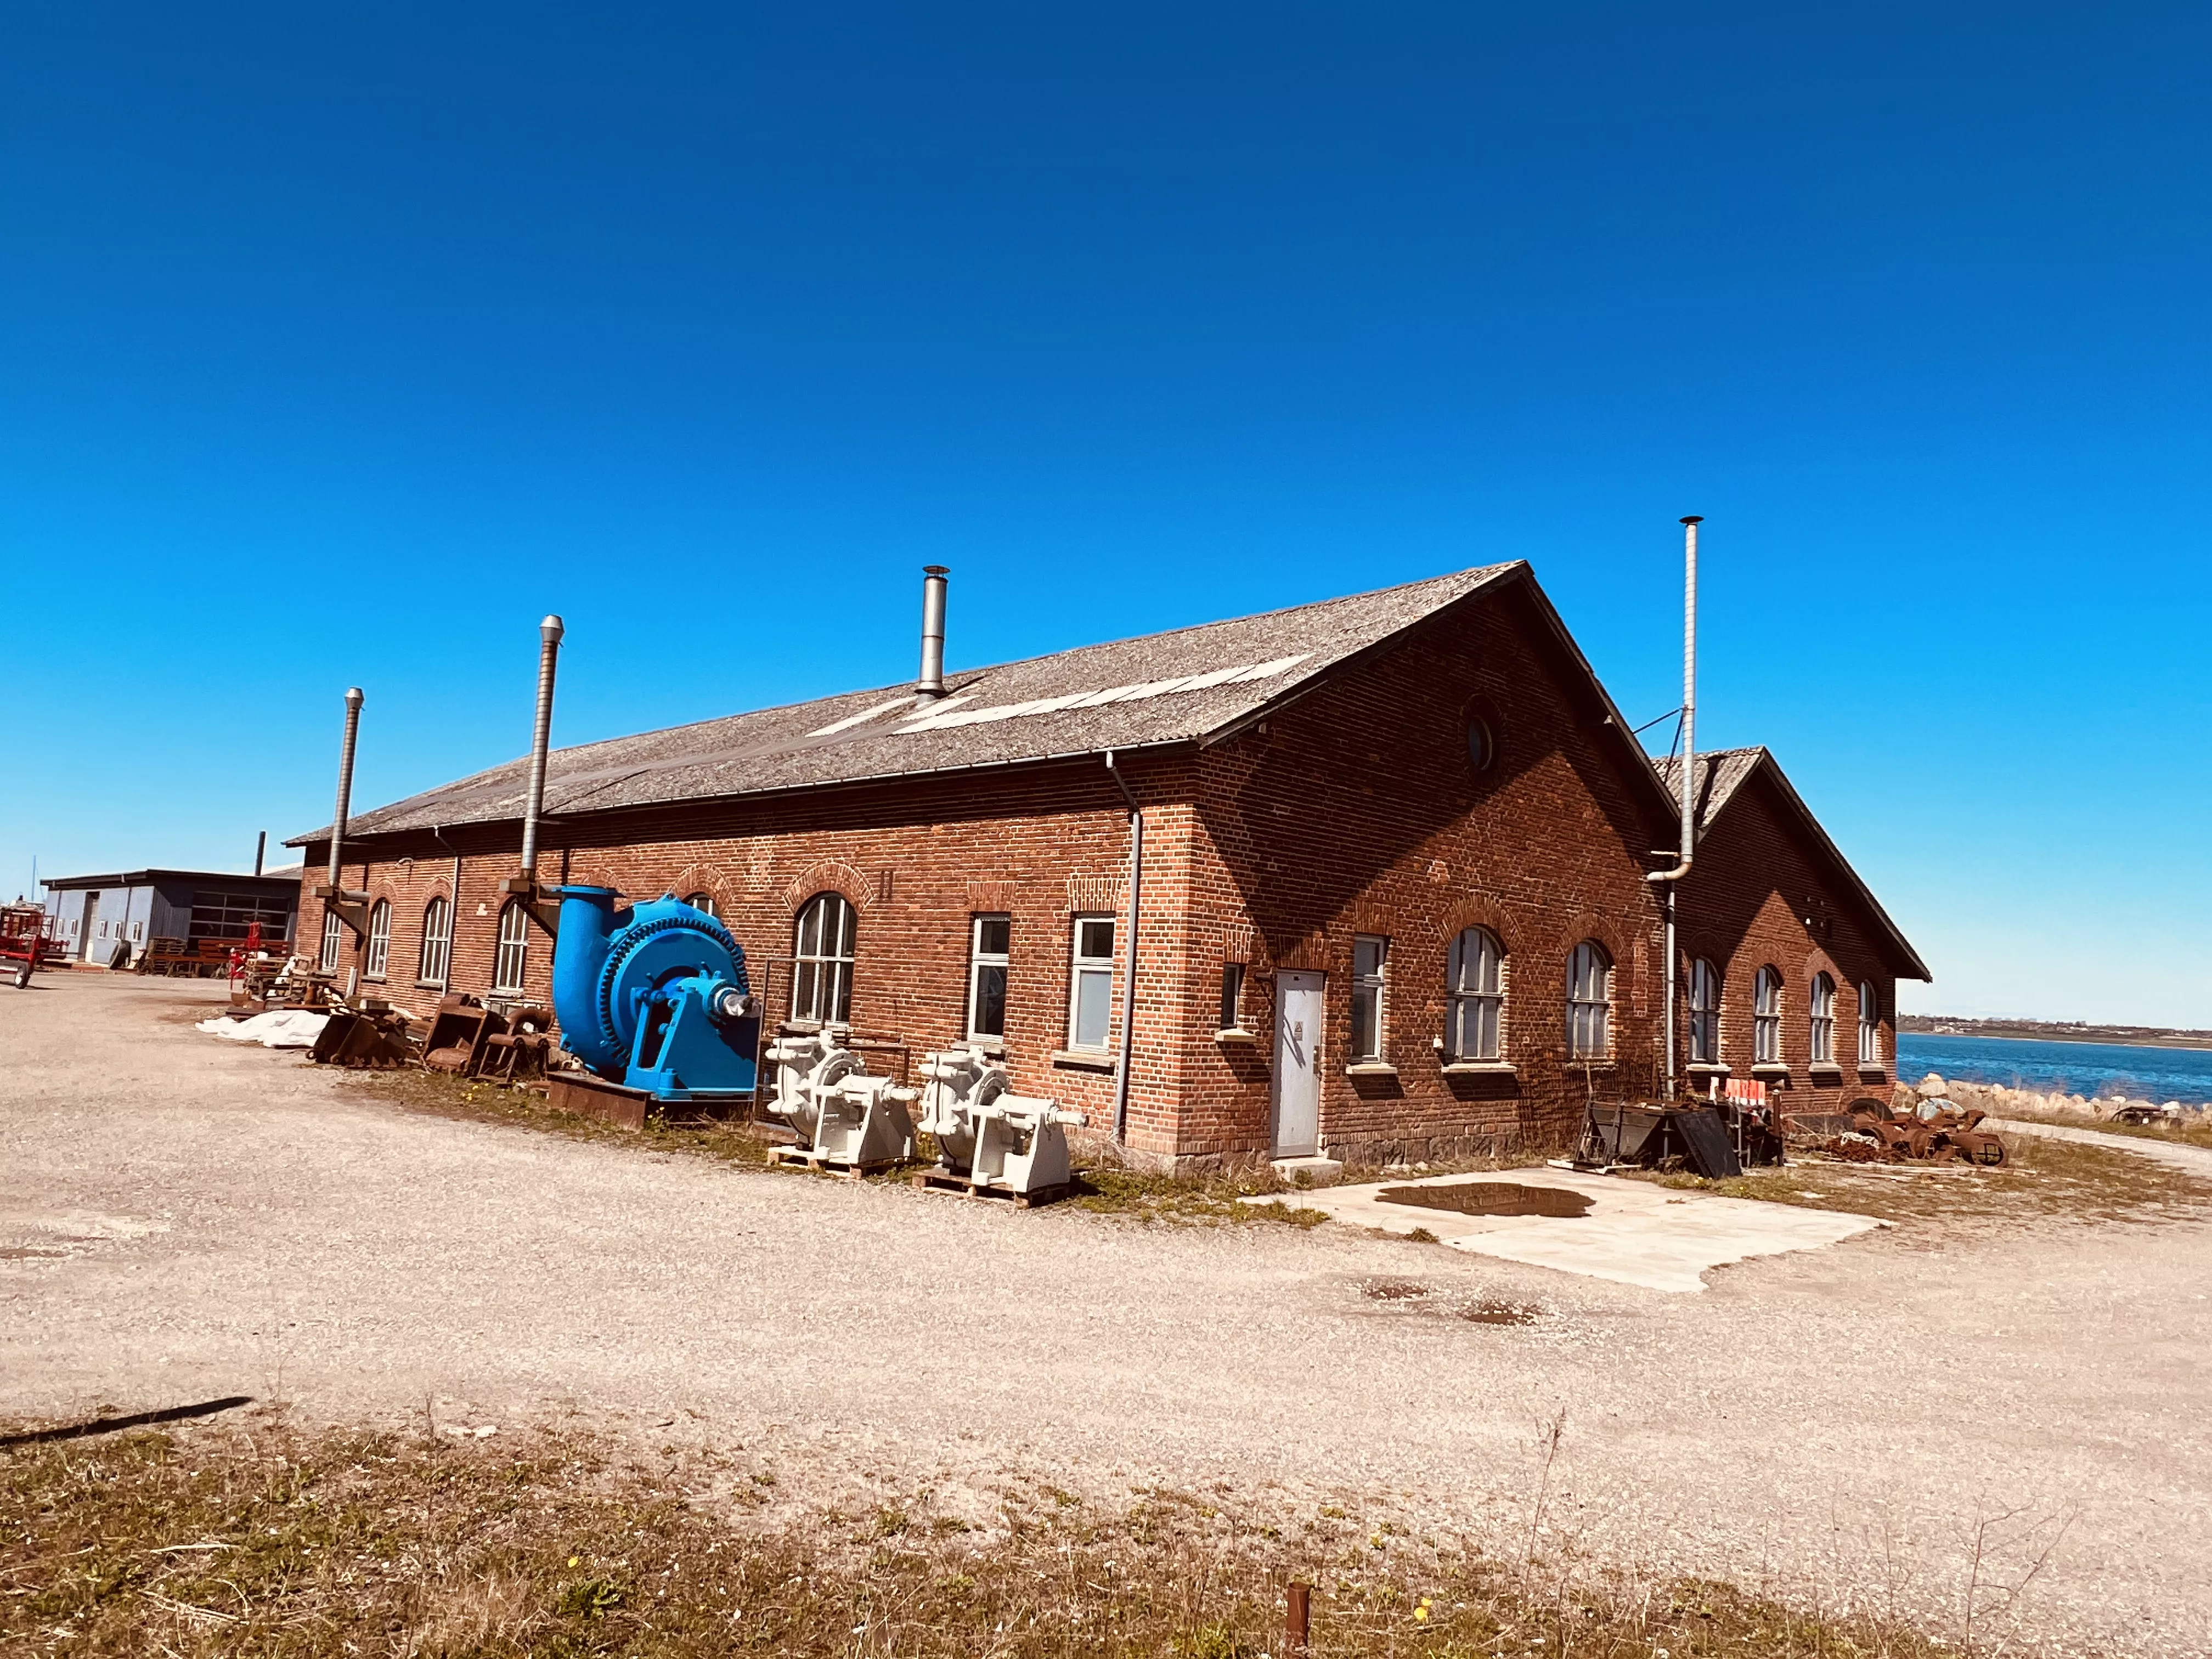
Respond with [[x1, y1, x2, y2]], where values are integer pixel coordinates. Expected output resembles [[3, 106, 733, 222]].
[[254, 830, 266, 878], [916, 566, 950, 698], [1678, 515, 1698, 865], [328, 687, 365, 892], [1648, 516, 1700, 1103], [518, 615, 565, 879]]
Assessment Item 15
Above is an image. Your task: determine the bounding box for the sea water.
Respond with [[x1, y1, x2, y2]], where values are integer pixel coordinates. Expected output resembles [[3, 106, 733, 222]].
[[1897, 1032, 2212, 1108]]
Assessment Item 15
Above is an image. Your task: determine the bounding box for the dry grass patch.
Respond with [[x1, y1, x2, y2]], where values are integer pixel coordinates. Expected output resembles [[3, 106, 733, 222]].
[[1067, 1165, 1334, 1227], [344, 1069, 1348, 1227], [1635, 1134, 2212, 1227], [2, 1416, 1958, 1658], [1995, 1107, 2212, 1152], [341, 1067, 785, 1170], [1066, 1147, 1551, 1229]]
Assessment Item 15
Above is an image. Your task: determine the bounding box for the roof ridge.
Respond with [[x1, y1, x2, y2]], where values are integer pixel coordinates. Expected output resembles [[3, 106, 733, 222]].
[[445, 562, 1526, 771], [932, 562, 1520, 681]]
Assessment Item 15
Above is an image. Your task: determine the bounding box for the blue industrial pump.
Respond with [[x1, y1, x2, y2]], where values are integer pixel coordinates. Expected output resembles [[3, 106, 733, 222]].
[[550, 887, 761, 1102]]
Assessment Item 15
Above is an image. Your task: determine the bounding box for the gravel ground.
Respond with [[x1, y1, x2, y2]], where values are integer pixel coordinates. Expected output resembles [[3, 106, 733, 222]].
[[4, 975, 2208, 1656]]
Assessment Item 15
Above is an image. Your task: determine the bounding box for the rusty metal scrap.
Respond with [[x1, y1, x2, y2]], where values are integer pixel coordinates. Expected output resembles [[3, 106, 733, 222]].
[[309, 1006, 417, 1069], [1828, 1098, 2007, 1166]]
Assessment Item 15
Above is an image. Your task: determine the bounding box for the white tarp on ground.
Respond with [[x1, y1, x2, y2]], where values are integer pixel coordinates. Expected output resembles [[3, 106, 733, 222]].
[[195, 1011, 330, 1049]]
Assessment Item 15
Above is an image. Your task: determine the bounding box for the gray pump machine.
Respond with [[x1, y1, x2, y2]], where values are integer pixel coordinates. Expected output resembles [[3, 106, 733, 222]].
[[550, 886, 761, 1103]]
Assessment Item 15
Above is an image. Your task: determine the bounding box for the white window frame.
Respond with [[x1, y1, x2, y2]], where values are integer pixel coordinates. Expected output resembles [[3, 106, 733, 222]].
[[418, 896, 452, 988], [318, 910, 342, 973], [493, 901, 530, 995], [1688, 958, 1720, 1065], [1858, 979, 1882, 1067], [966, 913, 1010, 1040], [1066, 914, 1117, 1051], [364, 898, 392, 981], [792, 892, 856, 1024], [1349, 935, 1389, 1062], [1809, 972, 1836, 1064], [1753, 966, 1783, 1065], [683, 891, 718, 918], [1566, 940, 1612, 1060], [1447, 927, 1505, 1060]]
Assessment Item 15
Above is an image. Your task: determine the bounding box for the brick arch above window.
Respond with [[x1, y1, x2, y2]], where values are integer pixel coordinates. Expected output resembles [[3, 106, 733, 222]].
[[1436, 895, 1518, 953], [1798, 943, 1843, 986], [1552, 909, 1633, 969], [665, 863, 738, 911], [781, 861, 877, 915]]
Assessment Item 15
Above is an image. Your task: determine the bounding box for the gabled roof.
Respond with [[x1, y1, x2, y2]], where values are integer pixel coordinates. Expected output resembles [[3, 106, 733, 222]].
[[293, 563, 1535, 844], [1656, 748, 1930, 980]]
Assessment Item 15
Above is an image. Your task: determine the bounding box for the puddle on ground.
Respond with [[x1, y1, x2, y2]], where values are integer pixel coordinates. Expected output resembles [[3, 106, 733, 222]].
[[1377, 1182, 1592, 1218], [1361, 1279, 1430, 1302], [1459, 1299, 1542, 1325]]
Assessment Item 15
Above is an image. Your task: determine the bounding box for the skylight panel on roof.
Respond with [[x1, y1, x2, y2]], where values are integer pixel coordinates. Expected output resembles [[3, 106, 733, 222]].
[[892, 653, 1311, 735], [809, 692, 972, 737]]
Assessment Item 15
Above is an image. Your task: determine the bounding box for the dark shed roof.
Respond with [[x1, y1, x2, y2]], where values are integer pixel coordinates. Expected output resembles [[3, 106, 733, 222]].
[[292, 563, 1530, 844], [41, 868, 304, 893], [1656, 748, 1930, 980]]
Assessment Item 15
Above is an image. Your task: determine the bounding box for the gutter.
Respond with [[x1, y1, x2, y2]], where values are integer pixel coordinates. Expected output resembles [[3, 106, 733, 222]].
[[283, 737, 1198, 853]]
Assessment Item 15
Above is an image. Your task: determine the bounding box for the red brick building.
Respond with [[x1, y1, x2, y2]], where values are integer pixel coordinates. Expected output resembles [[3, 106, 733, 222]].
[[290, 562, 1927, 1168]]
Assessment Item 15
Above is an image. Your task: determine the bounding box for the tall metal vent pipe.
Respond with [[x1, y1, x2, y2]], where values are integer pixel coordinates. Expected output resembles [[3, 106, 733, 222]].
[[328, 687, 365, 893], [1648, 516, 1700, 1103], [916, 566, 950, 699], [518, 615, 565, 880]]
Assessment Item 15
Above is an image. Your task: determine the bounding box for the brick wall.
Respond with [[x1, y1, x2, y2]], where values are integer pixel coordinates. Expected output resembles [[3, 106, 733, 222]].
[[303, 761, 1191, 1142], [1170, 584, 1677, 1166], [1674, 765, 1903, 1128]]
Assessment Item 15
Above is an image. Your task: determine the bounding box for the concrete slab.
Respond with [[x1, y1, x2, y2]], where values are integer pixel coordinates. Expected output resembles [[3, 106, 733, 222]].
[[1250, 1166, 1885, 1293]]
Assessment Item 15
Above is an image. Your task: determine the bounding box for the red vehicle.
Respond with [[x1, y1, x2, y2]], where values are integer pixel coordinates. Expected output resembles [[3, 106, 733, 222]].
[[1, 904, 55, 989]]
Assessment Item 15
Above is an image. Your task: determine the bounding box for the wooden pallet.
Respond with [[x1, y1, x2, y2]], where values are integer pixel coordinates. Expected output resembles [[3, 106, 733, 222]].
[[768, 1146, 899, 1180], [909, 1169, 1073, 1209]]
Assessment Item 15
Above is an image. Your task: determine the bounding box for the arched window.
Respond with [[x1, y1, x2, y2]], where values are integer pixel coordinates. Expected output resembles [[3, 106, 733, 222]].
[[792, 892, 856, 1024], [418, 896, 452, 987], [318, 910, 343, 973], [1753, 966, 1782, 1065], [1446, 927, 1504, 1060], [493, 901, 530, 994], [1688, 958, 1720, 1065], [1857, 979, 1881, 1067], [1809, 972, 1836, 1064], [683, 891, 719, 918], [1565, 941, 1612, 1059], [364, 899, 392, 981]]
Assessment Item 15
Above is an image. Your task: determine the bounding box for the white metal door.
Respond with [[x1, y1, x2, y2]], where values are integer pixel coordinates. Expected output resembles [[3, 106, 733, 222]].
[[1271, 970, 1324, 1157]]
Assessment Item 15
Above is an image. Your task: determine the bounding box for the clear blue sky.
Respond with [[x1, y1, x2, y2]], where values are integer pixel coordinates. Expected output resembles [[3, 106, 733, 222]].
[[3, 4, 2206, 1025]]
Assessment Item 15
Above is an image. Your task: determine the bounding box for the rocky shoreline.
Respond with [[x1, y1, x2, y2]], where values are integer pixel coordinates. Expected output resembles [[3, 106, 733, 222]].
[[1901, 1071, 2209, 1127]]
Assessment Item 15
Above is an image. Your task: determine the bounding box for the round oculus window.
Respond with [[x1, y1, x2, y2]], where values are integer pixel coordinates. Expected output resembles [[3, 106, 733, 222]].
[[1466, 716, 1496, 771]]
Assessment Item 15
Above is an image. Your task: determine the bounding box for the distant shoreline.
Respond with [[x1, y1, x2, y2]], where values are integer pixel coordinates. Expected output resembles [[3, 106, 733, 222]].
[[1900, 1027, 2212, 1054]]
